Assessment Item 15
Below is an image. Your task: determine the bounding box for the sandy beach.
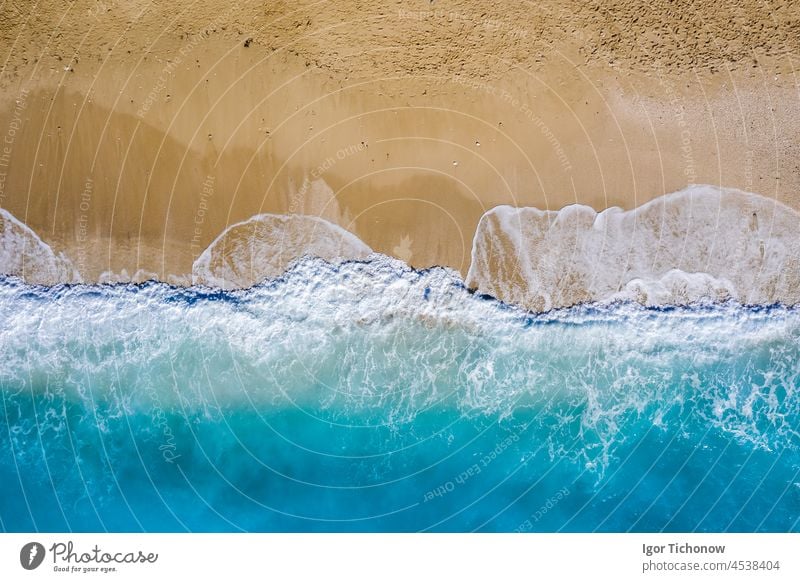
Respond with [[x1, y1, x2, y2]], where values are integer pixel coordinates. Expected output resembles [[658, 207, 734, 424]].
[[4, 2, 800, 540], [1, 0, 799, 285]]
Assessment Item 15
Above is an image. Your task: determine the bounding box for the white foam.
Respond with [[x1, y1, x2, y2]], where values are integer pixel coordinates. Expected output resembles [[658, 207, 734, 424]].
[[0, 208, 79, 284], [1, 255, 798, 456], [98, 269, 159, 284], [192, 213, 372, 289], [610, 269, 737, 306], [466, 185, 800, 311]]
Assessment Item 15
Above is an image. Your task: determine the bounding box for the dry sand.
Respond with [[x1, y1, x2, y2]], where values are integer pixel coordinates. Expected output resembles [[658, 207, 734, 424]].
[[0, 0, 799, 282]]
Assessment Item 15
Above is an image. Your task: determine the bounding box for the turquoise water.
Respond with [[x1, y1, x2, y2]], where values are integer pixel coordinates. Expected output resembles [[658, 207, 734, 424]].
[[1, 257, 798, 532]]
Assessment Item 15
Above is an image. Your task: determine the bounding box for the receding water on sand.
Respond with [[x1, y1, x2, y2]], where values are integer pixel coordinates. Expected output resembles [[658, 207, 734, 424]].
[[467, 185, 800, 311]]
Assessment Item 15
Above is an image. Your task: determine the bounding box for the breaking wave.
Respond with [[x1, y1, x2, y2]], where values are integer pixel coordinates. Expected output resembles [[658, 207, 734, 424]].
[[0, 256, 798, 531]]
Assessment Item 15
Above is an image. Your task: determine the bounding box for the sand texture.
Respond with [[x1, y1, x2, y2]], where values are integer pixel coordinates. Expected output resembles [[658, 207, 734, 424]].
[[0, 1, 799, 301]]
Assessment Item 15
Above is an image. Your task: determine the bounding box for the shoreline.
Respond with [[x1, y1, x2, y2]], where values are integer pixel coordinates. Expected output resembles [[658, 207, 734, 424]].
[[1, 1, 799, 287], [3, 184, 800, 312], [4, 243, 800, 319]]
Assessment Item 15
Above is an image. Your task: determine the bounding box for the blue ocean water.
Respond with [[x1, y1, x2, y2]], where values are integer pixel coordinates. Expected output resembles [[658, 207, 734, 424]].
[[0, 256, 798, 532]]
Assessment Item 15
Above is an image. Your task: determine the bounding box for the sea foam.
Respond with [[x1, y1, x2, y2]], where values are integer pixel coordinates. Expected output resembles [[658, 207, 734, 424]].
[[2, 185, 800, 312], [192, 213, 371, 289], [467, 185, 800, 311], [0, 208, 78, 285], [1, 256, 799, 531], [1, 256, 797, 446]]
